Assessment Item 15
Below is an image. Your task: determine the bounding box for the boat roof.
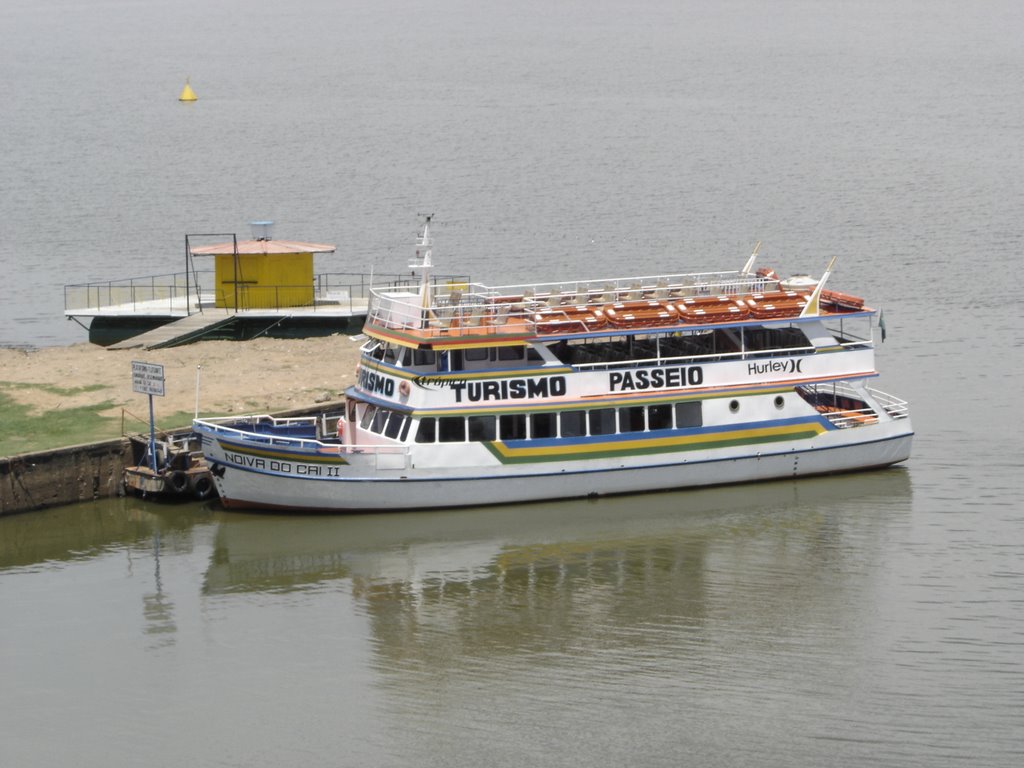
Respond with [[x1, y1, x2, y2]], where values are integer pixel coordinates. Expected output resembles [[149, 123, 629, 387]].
[[190, 239, 336, 256], [363, 217, 871, 350], [363, 269, 873, 351]]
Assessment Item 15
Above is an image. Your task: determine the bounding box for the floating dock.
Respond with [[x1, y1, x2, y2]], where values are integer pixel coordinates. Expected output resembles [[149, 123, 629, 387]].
[[64, 223, 467, 347]]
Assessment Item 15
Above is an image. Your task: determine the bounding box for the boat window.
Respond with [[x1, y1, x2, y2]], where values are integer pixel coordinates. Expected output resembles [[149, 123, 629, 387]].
[[498, 347, 525, 361], [468, 415, 496, 441], [360, 404, 377, 430], [399, 348, 412, 366], [438, 416, 466, 443], [547, 340, 574, 364], [675, 401, 702, 428], [589, 408, 616, 435], [560, 410, 586, 437], [648, 404, 673, 431], [743, 326, 810, 355], [620, 406, 646, 433], [372, 408, 390, 433], [531, 412, 557, 439], [385, 413, 405, 439], [415, 417, 436, 443], [824, 316, 871, 346], [500, 413, 527, 441], [464, 347, 489, 362], [383, 345, 397, 363], [413, 349, 436, 367], [400, 416, 412, 442]]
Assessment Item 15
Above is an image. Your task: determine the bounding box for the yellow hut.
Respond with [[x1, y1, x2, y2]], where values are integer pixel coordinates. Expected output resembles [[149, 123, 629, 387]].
[[190, 222, 336, 310]]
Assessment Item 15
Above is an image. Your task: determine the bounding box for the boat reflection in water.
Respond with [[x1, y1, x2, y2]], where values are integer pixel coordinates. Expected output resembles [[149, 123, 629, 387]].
[[1, 469, 914, 766], [0, 500, 205, 572], [202, 469, 912, 665]]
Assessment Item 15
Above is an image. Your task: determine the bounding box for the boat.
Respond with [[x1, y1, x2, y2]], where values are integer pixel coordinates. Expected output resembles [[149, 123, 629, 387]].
[[122, 432, 215, 500], [192, 217, 913, 512]]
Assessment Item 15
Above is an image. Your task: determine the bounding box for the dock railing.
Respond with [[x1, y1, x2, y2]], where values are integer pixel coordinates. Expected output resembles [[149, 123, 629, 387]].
[[64, 271, 194, 314], [65, 271, 470, 316]]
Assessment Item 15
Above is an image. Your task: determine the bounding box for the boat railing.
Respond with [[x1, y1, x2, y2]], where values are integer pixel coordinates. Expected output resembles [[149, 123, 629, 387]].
[[195, 415, 319, 441], [823, 407, 880, 428], [796, 382, 909, 427], [367, 271, 780, 336], [866, 387, 911, 420], [368, 285, 513, 333], [194, 416, 412, 465], [486, 270, 775, 303]]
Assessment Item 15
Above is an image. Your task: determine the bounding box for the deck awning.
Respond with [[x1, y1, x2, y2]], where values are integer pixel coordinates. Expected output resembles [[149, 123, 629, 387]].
[[190, 239, 336, 256]]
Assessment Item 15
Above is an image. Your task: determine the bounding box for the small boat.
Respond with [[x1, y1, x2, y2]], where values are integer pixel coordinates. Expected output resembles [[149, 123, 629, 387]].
[[123, 433, 215, 500], [192, 216, 912, 513]]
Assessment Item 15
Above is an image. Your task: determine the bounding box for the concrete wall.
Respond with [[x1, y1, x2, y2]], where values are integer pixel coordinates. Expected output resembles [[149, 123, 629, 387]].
[[0, 438, 131, 516], [0, 404, 345, 517]]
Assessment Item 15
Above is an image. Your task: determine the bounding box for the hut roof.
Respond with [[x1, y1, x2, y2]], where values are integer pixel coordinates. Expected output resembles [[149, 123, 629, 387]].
[[190, 239, 336, 256]]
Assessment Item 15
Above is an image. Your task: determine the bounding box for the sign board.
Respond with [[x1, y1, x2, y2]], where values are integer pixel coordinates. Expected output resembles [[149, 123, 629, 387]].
[[132, 361, 165, 397]]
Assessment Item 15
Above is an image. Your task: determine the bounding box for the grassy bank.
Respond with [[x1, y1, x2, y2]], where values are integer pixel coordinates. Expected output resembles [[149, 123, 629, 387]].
[[0, 387, 196, 456]]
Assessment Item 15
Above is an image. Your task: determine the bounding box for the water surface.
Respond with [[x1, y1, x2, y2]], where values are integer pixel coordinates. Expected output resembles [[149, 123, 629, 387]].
[[2, 1, 1022, 765]]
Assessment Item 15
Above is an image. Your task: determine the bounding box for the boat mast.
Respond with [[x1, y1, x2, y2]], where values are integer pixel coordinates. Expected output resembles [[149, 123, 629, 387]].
[[801, 255, 837, 316], [411, 214, 434, 326], [740, 241, 761, 275]]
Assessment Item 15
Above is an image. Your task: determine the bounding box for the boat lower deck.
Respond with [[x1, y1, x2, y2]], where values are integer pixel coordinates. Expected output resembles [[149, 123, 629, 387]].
[[198, 420, 913, 512]]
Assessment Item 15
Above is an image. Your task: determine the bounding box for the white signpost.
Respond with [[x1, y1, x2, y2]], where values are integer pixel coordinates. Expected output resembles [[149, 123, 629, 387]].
[[132, 362, 165, 472]]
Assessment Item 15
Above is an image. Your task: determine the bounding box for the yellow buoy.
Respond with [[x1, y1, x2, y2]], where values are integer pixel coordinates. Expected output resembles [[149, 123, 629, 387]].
[[179, 78, 197, 102]]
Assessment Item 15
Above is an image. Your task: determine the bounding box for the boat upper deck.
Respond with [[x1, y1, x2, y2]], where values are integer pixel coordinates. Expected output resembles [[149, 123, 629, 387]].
[[365, 268, 871, 349]]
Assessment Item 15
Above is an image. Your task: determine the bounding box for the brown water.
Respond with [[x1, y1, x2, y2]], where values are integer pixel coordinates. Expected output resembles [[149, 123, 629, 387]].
[[2, 0, 1023, 765], [1, 465, 1021, 767]]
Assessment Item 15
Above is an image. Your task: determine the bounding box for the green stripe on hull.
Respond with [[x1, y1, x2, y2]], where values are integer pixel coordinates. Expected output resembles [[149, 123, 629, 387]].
[[483, 424, 824, 464], [217, 440, 350, 466]]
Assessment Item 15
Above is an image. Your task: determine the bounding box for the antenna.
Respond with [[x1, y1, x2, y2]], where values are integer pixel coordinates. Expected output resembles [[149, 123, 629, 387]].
[[194, 365, 202, 418]]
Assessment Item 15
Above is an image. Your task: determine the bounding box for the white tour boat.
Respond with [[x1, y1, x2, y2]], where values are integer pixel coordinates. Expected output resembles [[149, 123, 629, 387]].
[[193, 216, 913, 512]]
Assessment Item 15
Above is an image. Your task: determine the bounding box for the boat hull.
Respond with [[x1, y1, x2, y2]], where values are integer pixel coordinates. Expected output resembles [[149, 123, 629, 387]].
[[196, 422, 913, 513]]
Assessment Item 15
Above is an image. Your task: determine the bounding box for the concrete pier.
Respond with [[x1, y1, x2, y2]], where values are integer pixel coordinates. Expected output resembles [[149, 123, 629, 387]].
[[0, 403, 345, 516], [1, 439, 131, 516]]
